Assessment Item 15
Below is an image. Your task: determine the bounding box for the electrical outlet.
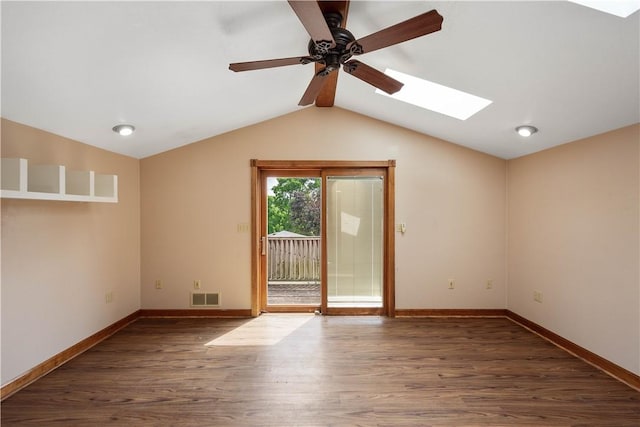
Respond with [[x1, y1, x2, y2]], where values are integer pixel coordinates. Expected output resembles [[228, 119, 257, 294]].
[[155, 280, 162, 290], [194, 280, 201, 290], [533, 290, 543, 303], [486, 280, 493, 289], [448, 279, 455, 289], [105, 291, 113, 304]]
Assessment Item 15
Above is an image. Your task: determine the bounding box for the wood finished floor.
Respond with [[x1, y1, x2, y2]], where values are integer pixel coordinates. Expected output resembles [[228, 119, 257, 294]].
[[1, 316, 639, 426]]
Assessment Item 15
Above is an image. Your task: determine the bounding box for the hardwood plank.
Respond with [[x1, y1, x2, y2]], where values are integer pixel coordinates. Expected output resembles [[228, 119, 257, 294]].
[[506, 310, 640, 391], [2, 316, 638, 426], [0, 310, 139, 401]]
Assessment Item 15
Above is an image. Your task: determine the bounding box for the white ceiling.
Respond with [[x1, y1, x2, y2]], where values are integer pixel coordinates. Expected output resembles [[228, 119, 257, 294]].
[[2, 1, 639, 160]]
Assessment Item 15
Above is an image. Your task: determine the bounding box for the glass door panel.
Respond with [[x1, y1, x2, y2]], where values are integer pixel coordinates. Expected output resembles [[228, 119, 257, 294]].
[[326, 175, 384, 308], [264, 174, 321, 308]]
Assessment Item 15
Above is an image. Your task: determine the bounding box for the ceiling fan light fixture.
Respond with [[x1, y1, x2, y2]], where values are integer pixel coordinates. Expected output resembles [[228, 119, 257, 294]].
[[516, 125, 538, 137], [112, 124, 135, 136]]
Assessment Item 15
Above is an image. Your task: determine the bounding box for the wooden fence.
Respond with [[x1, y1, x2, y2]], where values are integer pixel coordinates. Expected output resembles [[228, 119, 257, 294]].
[[268, 236, 320, 281]]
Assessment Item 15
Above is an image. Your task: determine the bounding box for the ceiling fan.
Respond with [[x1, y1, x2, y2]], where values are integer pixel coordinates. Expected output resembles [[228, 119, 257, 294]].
[[229, 1, 443, 107]]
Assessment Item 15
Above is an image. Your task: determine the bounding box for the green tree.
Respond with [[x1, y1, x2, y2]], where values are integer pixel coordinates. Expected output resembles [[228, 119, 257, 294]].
[[267, 194, 289, 233], [268, 178, 320, 236], [290, 185, 320, 236]]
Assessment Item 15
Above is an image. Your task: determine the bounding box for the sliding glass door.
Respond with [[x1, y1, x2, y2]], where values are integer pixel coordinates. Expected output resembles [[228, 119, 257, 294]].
[[324, 171, 384, 311], [252, 161, 394, 317]]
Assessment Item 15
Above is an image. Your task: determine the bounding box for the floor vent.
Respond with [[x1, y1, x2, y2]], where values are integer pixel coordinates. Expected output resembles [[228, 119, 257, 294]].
[[191, 292, 220, 307]]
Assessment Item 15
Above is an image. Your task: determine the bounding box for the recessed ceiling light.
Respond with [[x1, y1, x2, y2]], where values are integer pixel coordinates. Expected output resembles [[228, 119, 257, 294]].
[[516, 125, 538, 137], [375, 68, 492, 120], [112, 124, 135, 136], [568, 0, 640, 18]]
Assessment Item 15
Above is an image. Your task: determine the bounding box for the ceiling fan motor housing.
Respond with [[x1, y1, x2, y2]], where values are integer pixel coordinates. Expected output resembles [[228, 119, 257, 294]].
[[307, 12, 359, 74]]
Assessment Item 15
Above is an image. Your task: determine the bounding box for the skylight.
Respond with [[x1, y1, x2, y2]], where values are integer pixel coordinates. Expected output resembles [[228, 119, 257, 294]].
[[375, 69, 492, 120], [568, 0, 640, 18]]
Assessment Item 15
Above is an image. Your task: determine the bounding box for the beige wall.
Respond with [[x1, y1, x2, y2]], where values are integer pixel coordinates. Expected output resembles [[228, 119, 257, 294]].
[[140, 107, 507, 311], [507, 124, 639, 375], [1, 119, 140, 386], [4, 108, 636, 387]]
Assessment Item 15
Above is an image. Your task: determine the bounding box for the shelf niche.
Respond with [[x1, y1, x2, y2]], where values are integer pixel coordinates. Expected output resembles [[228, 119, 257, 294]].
[[1, 158, 118, 203]]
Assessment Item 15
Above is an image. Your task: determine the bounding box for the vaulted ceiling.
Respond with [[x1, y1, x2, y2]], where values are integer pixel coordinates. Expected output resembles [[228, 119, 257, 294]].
[[2, 1, 638, 159]]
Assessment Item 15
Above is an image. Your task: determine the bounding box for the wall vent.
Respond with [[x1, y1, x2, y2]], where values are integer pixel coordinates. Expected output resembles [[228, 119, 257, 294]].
[[191, 292, 220, 307]]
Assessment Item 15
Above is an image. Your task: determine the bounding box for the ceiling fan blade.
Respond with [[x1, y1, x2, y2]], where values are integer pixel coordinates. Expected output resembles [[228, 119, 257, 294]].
[[299, 72, 330, 106], [314, 70, 340, 107], [229, 56, 314, 72], [288, 1, 336, 51], [314, 0, 350, 107], [343, 60, 403, 94], [347, 9, 443, 55]]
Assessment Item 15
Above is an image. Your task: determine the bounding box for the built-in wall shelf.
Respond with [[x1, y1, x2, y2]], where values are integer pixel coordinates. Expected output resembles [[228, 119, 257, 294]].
[[1, 158, 118, 203]]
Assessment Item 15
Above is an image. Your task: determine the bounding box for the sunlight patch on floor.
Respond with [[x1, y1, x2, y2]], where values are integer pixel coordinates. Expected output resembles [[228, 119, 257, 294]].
[[205, 314, 315, 346]]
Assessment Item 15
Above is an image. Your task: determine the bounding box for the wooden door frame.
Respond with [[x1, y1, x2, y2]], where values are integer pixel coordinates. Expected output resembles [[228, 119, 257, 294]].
[[250, 160, 396, 317]]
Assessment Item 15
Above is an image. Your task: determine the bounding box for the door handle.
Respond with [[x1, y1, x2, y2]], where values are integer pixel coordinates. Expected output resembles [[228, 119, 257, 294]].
[[261, 236, 266, 256]]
